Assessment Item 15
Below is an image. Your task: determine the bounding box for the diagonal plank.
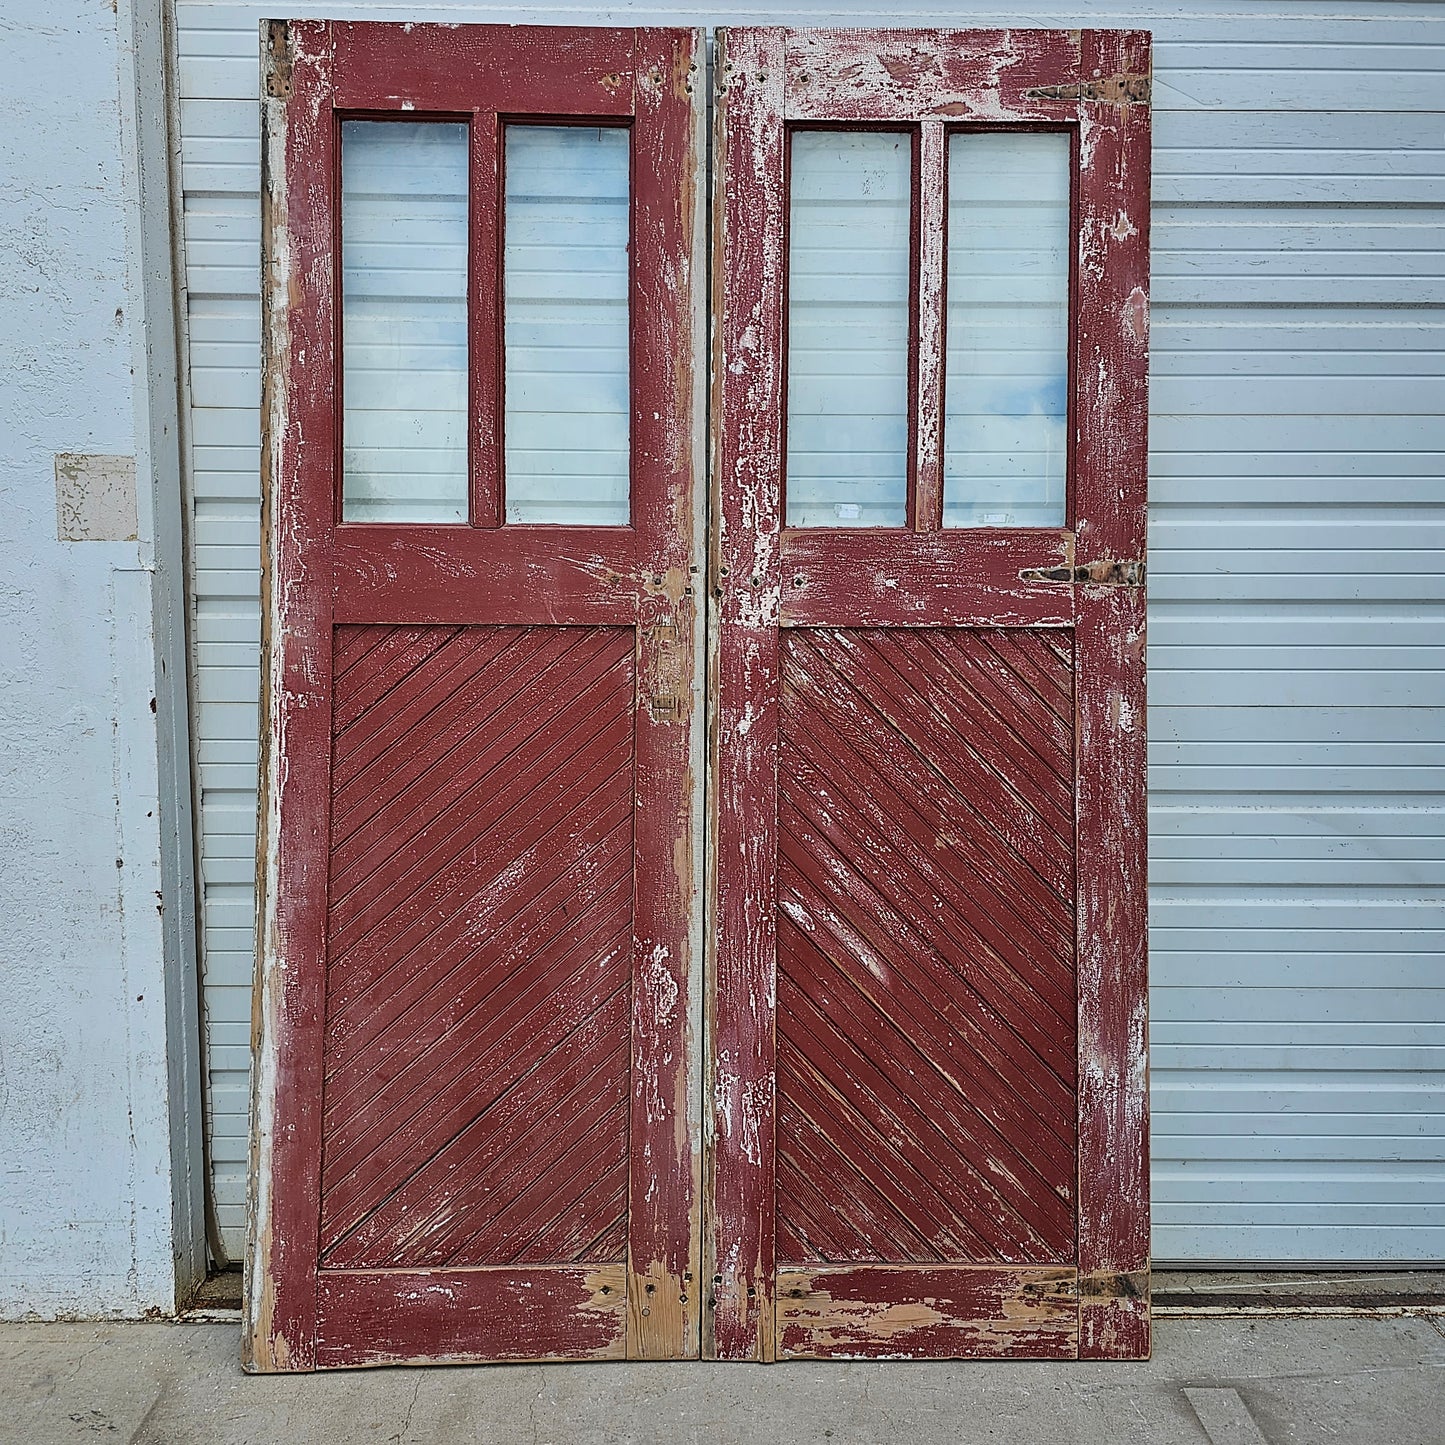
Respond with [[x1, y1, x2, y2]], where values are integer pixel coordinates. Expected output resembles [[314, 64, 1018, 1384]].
[[319, 624, 636, 1269], [776, 627, 1077, 1267]]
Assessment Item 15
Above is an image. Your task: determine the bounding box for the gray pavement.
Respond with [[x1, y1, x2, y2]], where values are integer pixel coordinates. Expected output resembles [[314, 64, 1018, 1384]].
[[3, 1314, 1444, 1445]]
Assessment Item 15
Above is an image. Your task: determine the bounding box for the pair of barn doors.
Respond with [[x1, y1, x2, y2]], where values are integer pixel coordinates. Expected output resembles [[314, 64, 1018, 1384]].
[[247, 20, 1149, 1370]]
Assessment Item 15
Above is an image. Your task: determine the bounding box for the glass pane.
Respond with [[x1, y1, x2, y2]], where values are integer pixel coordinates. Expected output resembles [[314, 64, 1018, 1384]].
[[944, 132, 1070, 528], [505, 126, 630, 525], [341, 121, 468, 523], [786, 131, 910, 528]]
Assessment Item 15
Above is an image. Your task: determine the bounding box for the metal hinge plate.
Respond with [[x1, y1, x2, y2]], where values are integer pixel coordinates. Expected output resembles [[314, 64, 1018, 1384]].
[[1020, 559, 1146, 587], [1025, 75, 1151, 106]]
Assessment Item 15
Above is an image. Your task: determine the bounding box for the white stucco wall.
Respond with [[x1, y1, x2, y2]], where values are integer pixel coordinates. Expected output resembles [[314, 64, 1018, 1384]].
[[0, 0, 203, 1317]]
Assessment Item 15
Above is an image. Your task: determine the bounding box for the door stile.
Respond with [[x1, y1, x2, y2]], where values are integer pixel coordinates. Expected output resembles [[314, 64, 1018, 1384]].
[[705, 26, 786, 1363], [248, 18, 336, 1372], [1072, 27, 1152, 1359], [1074, 585, 1148, 1355], [625, 25, 709, 1360]]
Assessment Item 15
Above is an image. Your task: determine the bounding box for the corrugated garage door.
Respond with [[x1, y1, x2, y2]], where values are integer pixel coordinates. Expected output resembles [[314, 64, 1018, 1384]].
[[175, 0, 1445, 1263]]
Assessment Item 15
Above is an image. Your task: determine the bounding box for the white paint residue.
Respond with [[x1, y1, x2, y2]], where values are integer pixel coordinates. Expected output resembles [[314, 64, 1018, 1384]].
[[740, 1079, 770, 1167], [648, 944, 679, 1026], [713, 1065, 736, 1139]]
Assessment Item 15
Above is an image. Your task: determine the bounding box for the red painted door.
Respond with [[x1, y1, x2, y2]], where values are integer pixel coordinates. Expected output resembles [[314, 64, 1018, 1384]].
[[707, 27, 1151, 1361], [247, 22, 706, 1368]]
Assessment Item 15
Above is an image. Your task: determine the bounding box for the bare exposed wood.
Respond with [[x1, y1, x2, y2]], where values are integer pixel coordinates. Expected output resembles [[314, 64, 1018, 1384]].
[[777, 1266, 1078, 1360]]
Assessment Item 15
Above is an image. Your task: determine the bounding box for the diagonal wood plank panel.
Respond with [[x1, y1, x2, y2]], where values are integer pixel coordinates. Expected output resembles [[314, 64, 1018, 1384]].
[[318, 624, 636, 1270], [776, 627, 1077, 1267]]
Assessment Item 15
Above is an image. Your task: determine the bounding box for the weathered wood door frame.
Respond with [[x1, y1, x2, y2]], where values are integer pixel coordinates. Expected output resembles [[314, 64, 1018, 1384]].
[[706, 26, 1151, 1361], [247, 19, 707, 1369]]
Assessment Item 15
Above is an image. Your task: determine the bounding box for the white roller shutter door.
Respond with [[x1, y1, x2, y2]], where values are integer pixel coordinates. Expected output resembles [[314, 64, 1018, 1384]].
[[175, 0, 1445, 1263]]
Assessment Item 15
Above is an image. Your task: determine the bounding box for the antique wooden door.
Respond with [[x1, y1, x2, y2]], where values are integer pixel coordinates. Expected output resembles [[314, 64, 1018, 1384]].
[[246, 21, 706, 1368], [706, 27, 1151, 1361], [250, 20, 1148, 1371]]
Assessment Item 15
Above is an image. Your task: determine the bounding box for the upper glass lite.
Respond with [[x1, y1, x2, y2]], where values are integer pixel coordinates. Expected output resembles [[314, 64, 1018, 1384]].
[[339, 120, 632, 526], [944, 132, 1070, 528], [504, 125, 631, 526], [341, 121, 469, 523], [337, 119, 1067, 531], [784, 128, 1071, 530]]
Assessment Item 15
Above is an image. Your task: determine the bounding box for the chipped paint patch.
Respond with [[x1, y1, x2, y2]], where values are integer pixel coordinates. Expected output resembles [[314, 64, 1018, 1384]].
[[777, 1266, 1078, 1360], [55, 454, 137, 542]]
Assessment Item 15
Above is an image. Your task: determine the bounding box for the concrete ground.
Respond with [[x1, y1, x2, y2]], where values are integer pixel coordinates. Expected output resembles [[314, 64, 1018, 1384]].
[[3, 1312, 1444, 1445]]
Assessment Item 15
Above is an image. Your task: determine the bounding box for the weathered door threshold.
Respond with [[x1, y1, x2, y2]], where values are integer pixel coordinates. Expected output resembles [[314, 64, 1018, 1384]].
[[182, 1268, 1445, 1328], [1153, 1269, 1445, 1318]]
